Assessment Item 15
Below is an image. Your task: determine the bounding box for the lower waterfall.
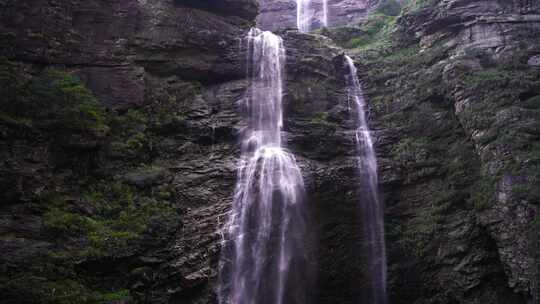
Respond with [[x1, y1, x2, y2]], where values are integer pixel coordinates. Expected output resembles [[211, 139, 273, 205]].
[[217, 28, 310, 304], [345, 55, 388, 304]]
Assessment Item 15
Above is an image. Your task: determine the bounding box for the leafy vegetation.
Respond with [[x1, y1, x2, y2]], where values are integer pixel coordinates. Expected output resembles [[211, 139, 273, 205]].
[[391, 137, 430, 165], [3, 179, 180, 304], [0, 60, 110, 138], [309, 112, 337, 129], [346, 13, 397, 51], [43, 181, 178, 258], [3, 272, 131, 304], [401, 0, 437, 11], [0, 58, 190, 304], [109, 108, 150, 158], [469, 179, 496, 210]]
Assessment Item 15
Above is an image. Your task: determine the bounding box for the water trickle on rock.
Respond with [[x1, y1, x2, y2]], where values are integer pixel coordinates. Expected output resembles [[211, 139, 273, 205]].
[[345, 55, 388, 304], [218, 28, 310, 304]]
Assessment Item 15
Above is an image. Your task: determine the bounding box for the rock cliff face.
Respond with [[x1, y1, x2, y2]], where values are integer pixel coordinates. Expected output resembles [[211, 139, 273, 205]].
[[0, 0, 538, 304], [322, 0, 540, 302], [0, 0, 256, 302]]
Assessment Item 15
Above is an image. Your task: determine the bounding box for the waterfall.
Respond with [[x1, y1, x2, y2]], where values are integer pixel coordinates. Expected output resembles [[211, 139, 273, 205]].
[[218, 28, 310, 304], [322, 0, 329, 27], [297, 0, 329, 32], [344, 55, 388, 304], [297, 0, 313, 32]]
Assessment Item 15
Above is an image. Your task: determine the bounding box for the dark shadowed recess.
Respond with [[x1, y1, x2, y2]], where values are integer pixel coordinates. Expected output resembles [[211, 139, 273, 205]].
[[176, 0, 258, 20]]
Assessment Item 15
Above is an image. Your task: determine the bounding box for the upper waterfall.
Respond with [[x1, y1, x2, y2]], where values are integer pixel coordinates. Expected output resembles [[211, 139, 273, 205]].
[[322, 0, 328, 27], [296, 0, 328, 32], [297, 0, 313, 32], [258, 0, 376, 31]]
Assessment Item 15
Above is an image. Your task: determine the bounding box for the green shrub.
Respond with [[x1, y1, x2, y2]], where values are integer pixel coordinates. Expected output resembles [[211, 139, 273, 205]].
[[43, 181, 178, 258], [391, 137, 430, 164], [469, 179, 495, 210], [3, 272, 130, 304], [402, 0, 436, 11], [308, 112, 338, 132], [345, 13, 397, 51], [109, 109, 150, 157], [0, 66, 109, 137]]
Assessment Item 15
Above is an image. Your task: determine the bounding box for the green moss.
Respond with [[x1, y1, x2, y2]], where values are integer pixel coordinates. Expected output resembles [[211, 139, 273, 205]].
[[309, 112, 330, 124], [308, 112, 338, 131], [381, 44, 421, 61], [0, 112, 32, 126], [3, 270, 130, 304], [391, 137, 430, 164], [0, 65, 110, 137], [10, 179, 177, 303], [110, 132, 148, 157], [399, 182, 451, 257], [43, 181, 178, 258], [110, 109, 148, 133], [109, 109, 149, 158], [346, 13, 397, 51], [100, 289, 130, 302], [31, 69, 109, 134], [153, 82, 200, 129], [464, 68, 515, 87], [44, 207, 96, 235], [401, 0, 437, 12], [469, 179, 495, 210]]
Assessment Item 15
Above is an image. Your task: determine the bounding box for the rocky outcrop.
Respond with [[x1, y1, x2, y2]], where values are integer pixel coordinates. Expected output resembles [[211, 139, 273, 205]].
[[323, 0, 540, 302], [400, 0, 540, 299], [0, 0, 256, 303], [0, 0, 368, 303], [0, 0, 257, 105], [1, 0, 539, 303]]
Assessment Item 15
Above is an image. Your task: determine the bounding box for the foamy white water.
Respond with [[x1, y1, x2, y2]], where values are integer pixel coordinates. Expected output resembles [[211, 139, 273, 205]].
[[218, 28, 309, 304], [345, 55, 388, 304]]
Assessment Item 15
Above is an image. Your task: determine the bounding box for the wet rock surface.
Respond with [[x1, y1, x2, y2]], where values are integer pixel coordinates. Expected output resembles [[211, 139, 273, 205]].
[[323, 0, 540, 302], [0, 0, 539, 303]]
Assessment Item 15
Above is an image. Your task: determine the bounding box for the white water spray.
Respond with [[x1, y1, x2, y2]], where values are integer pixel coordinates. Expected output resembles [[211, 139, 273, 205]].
[[218, 28, 310, 304], [345, 55, 388, 304]]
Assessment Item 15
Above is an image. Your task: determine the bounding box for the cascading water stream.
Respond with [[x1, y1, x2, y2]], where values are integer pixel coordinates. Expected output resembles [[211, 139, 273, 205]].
[[322, 0, 328, 27], [218, 28, 309, 304], [297, 0, 313, 33], [297, 0, 328, 32], [344, 55, 388, 304]]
